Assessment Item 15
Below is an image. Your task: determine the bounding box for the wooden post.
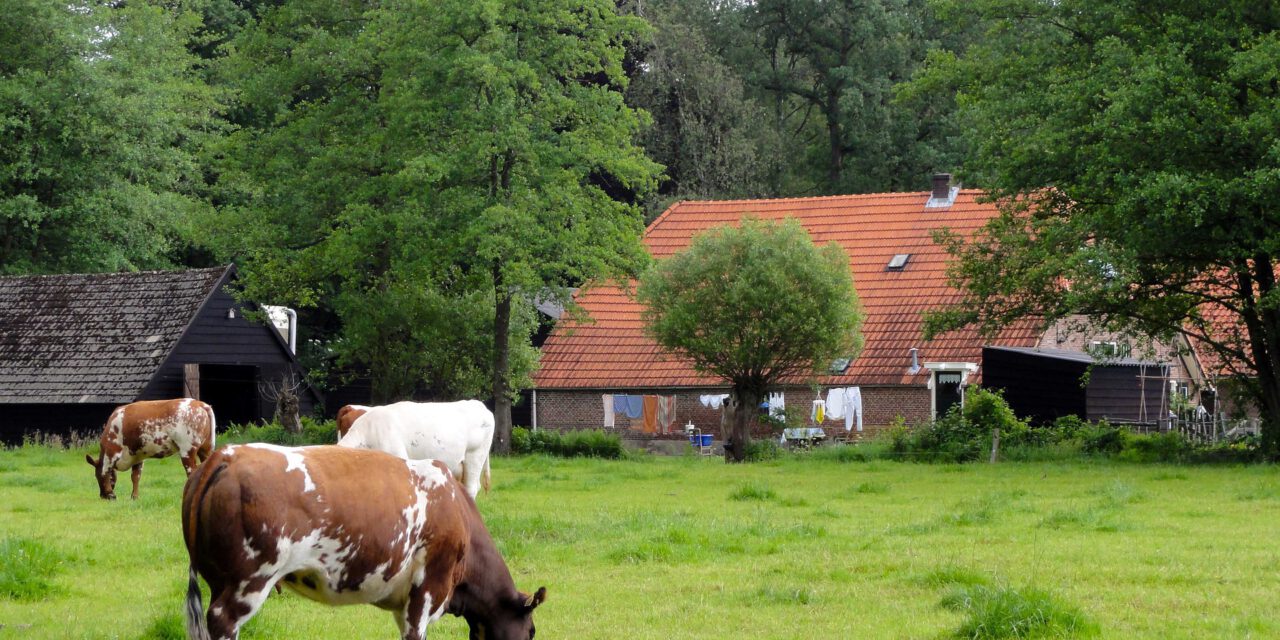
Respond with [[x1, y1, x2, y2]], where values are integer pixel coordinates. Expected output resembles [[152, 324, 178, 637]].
[[989, 428, 1000, 464], [183, 364, 200, 400]]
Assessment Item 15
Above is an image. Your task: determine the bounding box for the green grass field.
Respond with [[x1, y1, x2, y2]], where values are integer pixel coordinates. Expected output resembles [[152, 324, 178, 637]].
[[1, 444, 1278, 639]]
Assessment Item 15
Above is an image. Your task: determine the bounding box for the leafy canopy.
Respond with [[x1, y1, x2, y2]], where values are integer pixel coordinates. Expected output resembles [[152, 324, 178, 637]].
[[918, 1, 1280, 451]]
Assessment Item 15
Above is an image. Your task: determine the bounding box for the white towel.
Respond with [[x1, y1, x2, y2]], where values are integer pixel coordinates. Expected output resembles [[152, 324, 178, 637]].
[[602, 394, 615, 428], [847, 387, 863, 432]]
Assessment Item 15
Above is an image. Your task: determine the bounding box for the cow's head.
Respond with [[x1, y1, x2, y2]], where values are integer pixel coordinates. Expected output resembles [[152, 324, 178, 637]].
[[472, 587, 546, 640], [85, 452, 117, 500]]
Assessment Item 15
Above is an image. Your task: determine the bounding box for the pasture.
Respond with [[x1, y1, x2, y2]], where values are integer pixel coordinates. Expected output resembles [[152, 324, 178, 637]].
[[1, 444, 1278, 639]]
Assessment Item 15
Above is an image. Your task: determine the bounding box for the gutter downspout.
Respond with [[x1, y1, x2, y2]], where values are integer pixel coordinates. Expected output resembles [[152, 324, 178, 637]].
[[284, 308, 297, 355], [532, 390, 538, 432]]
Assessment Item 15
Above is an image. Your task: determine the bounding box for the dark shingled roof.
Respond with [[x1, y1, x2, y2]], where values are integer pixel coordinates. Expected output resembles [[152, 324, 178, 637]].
[[0, 266, 231, 404]]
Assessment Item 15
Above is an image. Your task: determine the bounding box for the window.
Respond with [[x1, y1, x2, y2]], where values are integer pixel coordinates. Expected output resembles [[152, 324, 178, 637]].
[[886, 254, 910, 270]]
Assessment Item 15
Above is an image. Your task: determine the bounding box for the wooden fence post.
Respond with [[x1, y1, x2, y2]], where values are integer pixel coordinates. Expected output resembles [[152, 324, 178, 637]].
[[989, 428, 1000, 463]]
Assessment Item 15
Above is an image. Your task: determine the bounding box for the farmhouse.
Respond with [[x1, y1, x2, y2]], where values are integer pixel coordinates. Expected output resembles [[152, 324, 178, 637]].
[[0, 265, 320, 444], [532, 176, 1208, 440]]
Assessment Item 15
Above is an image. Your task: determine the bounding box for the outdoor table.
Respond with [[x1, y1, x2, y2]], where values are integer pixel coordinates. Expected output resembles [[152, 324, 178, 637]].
[[783, 427, 826, 447]]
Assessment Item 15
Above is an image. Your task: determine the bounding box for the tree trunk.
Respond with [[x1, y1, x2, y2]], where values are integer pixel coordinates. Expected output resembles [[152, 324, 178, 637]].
[[491, 281, 513, 455], [723, 387, 763, 463]]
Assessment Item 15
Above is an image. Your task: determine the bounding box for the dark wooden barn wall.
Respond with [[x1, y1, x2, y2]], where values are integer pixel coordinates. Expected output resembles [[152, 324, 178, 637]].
[[981, 348, 1088, 426], [140, 285, 318, 422], [1086, 365, 1169, 424], [0, 403, 117, 445]]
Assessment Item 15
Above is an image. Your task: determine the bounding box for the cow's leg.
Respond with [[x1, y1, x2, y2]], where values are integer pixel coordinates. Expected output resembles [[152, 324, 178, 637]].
[[396, 585, 433, 640], [130, 463, 143, 500], [182, 450, 201, 477], [208, 576, 274, 640], [461, 449, 487, 498]]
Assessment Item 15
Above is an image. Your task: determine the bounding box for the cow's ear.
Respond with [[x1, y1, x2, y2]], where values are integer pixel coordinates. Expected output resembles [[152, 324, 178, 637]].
[[523, 587, 546, 611], [85, 454, 97, 467]]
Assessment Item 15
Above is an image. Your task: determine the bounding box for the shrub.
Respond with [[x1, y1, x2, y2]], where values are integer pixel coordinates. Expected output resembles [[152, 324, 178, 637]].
[[1120, 432, 1192, 463], [220, 417, 337, 446], [880, 388, 1030, 463], [744, 438, 781, 462], [509, 427, 623, 459], [1077, 422, 1128, 455]]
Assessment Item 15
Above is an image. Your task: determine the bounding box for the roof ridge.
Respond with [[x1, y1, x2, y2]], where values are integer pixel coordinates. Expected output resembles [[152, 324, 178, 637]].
[[0, 265, 232, 281], [668, 189, 987, 208]]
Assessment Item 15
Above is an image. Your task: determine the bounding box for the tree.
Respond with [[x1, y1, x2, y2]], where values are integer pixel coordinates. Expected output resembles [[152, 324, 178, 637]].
[[740, 0, 954, 195], [0, 0, 219, 274], [209, 0, 659, 449], [624, 0, 779, 218], [918, 1, 1280, 455], [638, 218, 863, 462]]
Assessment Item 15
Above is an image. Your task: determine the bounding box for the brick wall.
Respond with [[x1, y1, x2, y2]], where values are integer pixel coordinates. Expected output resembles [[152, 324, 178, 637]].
[[534, 385, 933, 441]]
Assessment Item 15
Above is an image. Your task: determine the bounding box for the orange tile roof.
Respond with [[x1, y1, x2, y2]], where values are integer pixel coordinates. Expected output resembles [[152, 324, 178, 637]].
[[534, 190, 1043, 390]]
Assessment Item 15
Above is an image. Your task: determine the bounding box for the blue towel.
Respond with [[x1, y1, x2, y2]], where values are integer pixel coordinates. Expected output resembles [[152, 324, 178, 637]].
[[624, 395, 644, 419], [613, 394, 628, 415]]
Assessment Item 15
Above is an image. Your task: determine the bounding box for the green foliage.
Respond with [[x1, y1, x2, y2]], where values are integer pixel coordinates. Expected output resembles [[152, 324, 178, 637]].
[[638, 217, 863, 460], [939, 584, 1099, 639], [210, 0, 660, 409], [0, 537, 65, 600], [743, 438, 782, 462], [886, 387, 1027, 462], [220, 417, 337, 446], [0, 0, 220, 274], [509, 427, 623, 459], [918, 1, 1280, 453]]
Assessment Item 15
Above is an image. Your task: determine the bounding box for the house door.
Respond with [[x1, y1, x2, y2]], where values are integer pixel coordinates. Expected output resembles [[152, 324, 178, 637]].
[[935, 372, 963, 418]]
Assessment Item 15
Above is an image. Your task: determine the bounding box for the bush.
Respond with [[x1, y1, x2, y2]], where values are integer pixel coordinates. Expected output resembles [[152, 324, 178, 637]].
[[743, 438, 781, 462], [884, 388, 1029, 463], [509, 427, 623, 459], [220, 417, 337, 446], [1077, 422, 1128, 455]]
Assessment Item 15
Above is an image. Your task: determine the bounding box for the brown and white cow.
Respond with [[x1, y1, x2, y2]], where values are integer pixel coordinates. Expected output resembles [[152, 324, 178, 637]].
[[85, 398, 215, 500], [335, 403, 371, 440], [182, 444, 545, 640]]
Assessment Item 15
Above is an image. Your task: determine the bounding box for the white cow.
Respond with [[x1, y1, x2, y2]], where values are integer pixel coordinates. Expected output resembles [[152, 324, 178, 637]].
[[338, 400, 494, 498]]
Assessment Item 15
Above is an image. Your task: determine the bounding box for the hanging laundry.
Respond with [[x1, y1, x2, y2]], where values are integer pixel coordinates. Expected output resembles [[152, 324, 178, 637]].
[[624, 395, 644, 419], [641, 395, 659, 434], [657, 396, 677, 434], [847, 387, 863, 432], [602, 394, 615, 428], [825, 387, 846, 420], [700, 394, 730, 409], [768, 392, 786, 418], [811, 398, 826, 424], [613, 394, 629, 417]]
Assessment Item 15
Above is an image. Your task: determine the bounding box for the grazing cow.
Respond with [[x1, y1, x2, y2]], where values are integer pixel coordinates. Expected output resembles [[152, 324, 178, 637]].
[[335, 403, 371, 440], [182, 444, 545, 640], [338, 400, 494, 498], [85, 398, 215, 500]]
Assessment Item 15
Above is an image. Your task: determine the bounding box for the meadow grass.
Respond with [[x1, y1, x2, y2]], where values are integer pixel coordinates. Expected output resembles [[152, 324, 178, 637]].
[[0, 446, 1277, 638]]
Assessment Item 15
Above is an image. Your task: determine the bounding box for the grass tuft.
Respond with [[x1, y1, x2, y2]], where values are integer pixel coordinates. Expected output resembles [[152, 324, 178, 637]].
[[940, 584, 1099, 639], [729, 482, 778, 501], [852, 481, 890, 495], [0, 537, 66, 600]]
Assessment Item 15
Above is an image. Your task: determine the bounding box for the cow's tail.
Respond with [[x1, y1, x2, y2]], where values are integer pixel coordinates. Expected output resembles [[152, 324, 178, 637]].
[[482, 456, 491, 494], [183, 458, 226, 640], [186, 565, 209, 640], [205, 404, 217, 452]]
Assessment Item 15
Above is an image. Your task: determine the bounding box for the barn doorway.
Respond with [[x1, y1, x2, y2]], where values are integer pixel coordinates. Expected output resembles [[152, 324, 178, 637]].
[[925, 362, 979, 421], [200, 364, 261, 427]]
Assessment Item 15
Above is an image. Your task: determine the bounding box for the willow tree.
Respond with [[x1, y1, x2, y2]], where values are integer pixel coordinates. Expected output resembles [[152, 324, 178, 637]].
[[638, 218, 863, 462]]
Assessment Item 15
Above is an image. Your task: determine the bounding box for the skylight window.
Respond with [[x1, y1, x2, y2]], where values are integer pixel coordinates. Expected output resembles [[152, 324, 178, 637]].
[[886, 254, 910, 270]]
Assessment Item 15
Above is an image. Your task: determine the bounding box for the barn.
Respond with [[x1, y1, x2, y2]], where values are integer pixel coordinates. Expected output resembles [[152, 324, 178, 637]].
[[0, 265, 321, 444]]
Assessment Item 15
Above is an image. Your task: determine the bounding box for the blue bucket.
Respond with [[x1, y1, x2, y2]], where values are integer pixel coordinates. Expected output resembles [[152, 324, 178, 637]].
[[699, 434, 713, 447]]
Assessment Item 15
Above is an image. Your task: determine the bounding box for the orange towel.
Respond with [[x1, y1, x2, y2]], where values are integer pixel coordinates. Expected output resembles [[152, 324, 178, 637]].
[[642, 395, 659, 434]]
